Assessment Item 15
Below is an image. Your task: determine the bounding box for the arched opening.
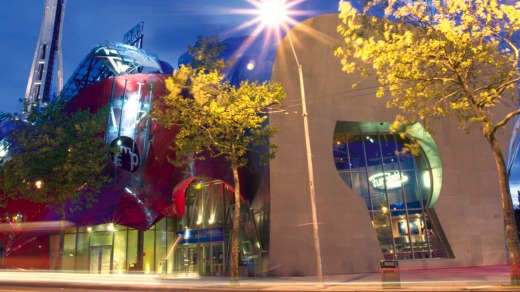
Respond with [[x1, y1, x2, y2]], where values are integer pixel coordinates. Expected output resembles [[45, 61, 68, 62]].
[[333, 121, 453, 261]]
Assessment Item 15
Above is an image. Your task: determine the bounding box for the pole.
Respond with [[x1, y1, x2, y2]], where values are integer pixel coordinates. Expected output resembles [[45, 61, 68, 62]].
[[287, 31, 324, 285]]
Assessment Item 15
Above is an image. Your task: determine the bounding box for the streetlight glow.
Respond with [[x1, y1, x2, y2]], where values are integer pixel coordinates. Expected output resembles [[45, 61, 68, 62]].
[[258, 0, 289, 27], [227, 0, 307, 45]]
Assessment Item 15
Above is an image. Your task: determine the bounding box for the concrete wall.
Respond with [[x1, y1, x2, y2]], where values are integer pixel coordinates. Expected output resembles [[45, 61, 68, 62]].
[[268, 13, 509, 276]]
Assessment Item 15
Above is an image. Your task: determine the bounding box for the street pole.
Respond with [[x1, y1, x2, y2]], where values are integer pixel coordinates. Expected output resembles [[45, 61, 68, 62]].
[[286, 31, 324, 285]]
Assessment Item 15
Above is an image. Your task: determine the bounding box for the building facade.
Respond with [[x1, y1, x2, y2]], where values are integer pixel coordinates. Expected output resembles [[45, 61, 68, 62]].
[[0, 40, 266, 276], [0, 13, 512, 277], [267, 13, 510, 276]]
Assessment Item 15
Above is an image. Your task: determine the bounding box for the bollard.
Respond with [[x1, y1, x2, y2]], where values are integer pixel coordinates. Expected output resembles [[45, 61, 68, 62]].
[[380, 260, 400, 289]]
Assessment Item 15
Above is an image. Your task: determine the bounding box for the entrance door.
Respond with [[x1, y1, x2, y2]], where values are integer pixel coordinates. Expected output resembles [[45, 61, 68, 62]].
[[89, 245, 113, 274], [173, 243, 225, 276], [173, 245, 200, 275], [188, 246, 199, 274], [200, 242, 224, 276], [211, 243, 224, 276]]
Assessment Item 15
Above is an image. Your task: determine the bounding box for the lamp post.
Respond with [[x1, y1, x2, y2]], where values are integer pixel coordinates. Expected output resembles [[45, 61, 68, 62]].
[[288, 31, 324, 285], [257, 0, 323, 284]]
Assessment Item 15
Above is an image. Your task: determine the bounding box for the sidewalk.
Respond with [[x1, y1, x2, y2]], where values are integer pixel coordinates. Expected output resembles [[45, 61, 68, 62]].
[[0, 265, 517, 291], [244, 265, 514, 291]]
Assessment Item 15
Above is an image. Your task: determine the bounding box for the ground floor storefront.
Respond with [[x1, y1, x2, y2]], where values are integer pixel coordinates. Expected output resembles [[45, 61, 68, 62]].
[[49, 178, 263, 276]]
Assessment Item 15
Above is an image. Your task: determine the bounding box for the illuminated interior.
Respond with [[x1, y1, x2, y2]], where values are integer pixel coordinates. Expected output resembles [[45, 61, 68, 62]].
[[54, 178, 262, 276], [333, 121, 453, 260]]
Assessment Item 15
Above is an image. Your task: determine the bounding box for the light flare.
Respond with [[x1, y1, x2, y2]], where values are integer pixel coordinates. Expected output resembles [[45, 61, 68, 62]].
[[227, 0, 309, 44], [208, 213, 215, 224], [258, 0, 290, 27]]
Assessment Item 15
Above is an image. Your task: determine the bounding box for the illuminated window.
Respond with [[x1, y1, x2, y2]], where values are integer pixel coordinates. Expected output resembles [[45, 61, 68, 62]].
[[37, 63, 44, 80], [40, 44, 47, 60], [333, 121, 452, 260], [33, 84, 41, 101]]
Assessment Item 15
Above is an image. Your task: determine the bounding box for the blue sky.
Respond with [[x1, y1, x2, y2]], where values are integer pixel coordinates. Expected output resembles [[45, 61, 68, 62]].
[[1, 0, 519, 204], [0, 0, 340, 115]]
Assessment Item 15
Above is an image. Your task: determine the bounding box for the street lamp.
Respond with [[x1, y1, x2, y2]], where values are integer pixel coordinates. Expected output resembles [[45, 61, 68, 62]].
[[257, 0, 323, 284], [35, 180, 43, 189]]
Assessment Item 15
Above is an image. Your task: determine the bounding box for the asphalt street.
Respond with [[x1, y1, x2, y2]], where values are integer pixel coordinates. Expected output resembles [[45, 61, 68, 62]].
[[0, 265, 517, 291]]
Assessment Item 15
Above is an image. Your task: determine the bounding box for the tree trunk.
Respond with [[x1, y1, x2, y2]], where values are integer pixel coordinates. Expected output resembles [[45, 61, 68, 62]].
[[488, 135, 520, 286], [230, 161, 241, 285], [58, 208, 66, 270], [51, 208, 66, 270]]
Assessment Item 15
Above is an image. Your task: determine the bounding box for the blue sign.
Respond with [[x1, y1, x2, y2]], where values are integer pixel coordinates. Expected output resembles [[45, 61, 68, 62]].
[[178, 227, 224, 244]]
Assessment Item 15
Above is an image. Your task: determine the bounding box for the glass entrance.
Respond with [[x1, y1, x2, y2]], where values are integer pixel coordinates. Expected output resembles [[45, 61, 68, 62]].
[[165, 178, 262, 276], [89, 245, 113, 274], [213, 243, 224, 275], [172, 242, 224, 276], [172, 244, 198, 275], [201, 242, 224, 276]]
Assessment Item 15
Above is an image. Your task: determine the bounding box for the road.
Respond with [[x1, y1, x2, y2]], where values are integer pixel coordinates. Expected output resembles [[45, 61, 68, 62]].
[[0, 266, 514, 291]]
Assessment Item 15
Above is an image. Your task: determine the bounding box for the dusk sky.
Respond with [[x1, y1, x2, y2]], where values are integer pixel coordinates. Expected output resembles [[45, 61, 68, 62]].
[[2, 0, 520, 202], [0, 0, 341, 115]]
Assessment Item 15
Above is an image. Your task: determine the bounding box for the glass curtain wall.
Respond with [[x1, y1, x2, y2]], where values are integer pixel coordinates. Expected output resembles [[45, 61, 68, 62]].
[[333, 122, 452, 260], [53, 178, 262, 275], [55, 224, 135, 274], [169, 178, 262, 276]]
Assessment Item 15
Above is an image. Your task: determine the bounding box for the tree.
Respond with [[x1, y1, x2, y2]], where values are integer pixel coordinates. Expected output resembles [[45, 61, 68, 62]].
[[0, 102, 112, 268], [153, 36, 285, 284], [187, 35, 227, 72], [335, 0, 520, 285]]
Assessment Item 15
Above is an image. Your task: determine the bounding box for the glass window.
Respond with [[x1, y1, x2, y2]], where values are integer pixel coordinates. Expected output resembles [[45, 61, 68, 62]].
[[380, 134, 399, 171], [338, 171, 352, 190], [387, 187, 405, 210], [33, 84, 41, 101], [333, 135, 349, 170], [62, 234, 76, 270], [351, 172, 371, 209], [155, 230, 166, 273], [402, 170, 422, 207], [75, 232, 89, 271], [126, 229, 138, 271], [40, 44, 46, 60], [165, 229, 175, 274], [90, 232, 113, 246], [113, 230, 127, 274], [347, 135, 365, 170], [419, 170, 432, 204], [415, 151, 431, 170], [364, 134, 382, 168], [333, 121, 451, 260], [37, 63, 44, 80], [372, 211, 393, 254], [143, 230, 155, 274]]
